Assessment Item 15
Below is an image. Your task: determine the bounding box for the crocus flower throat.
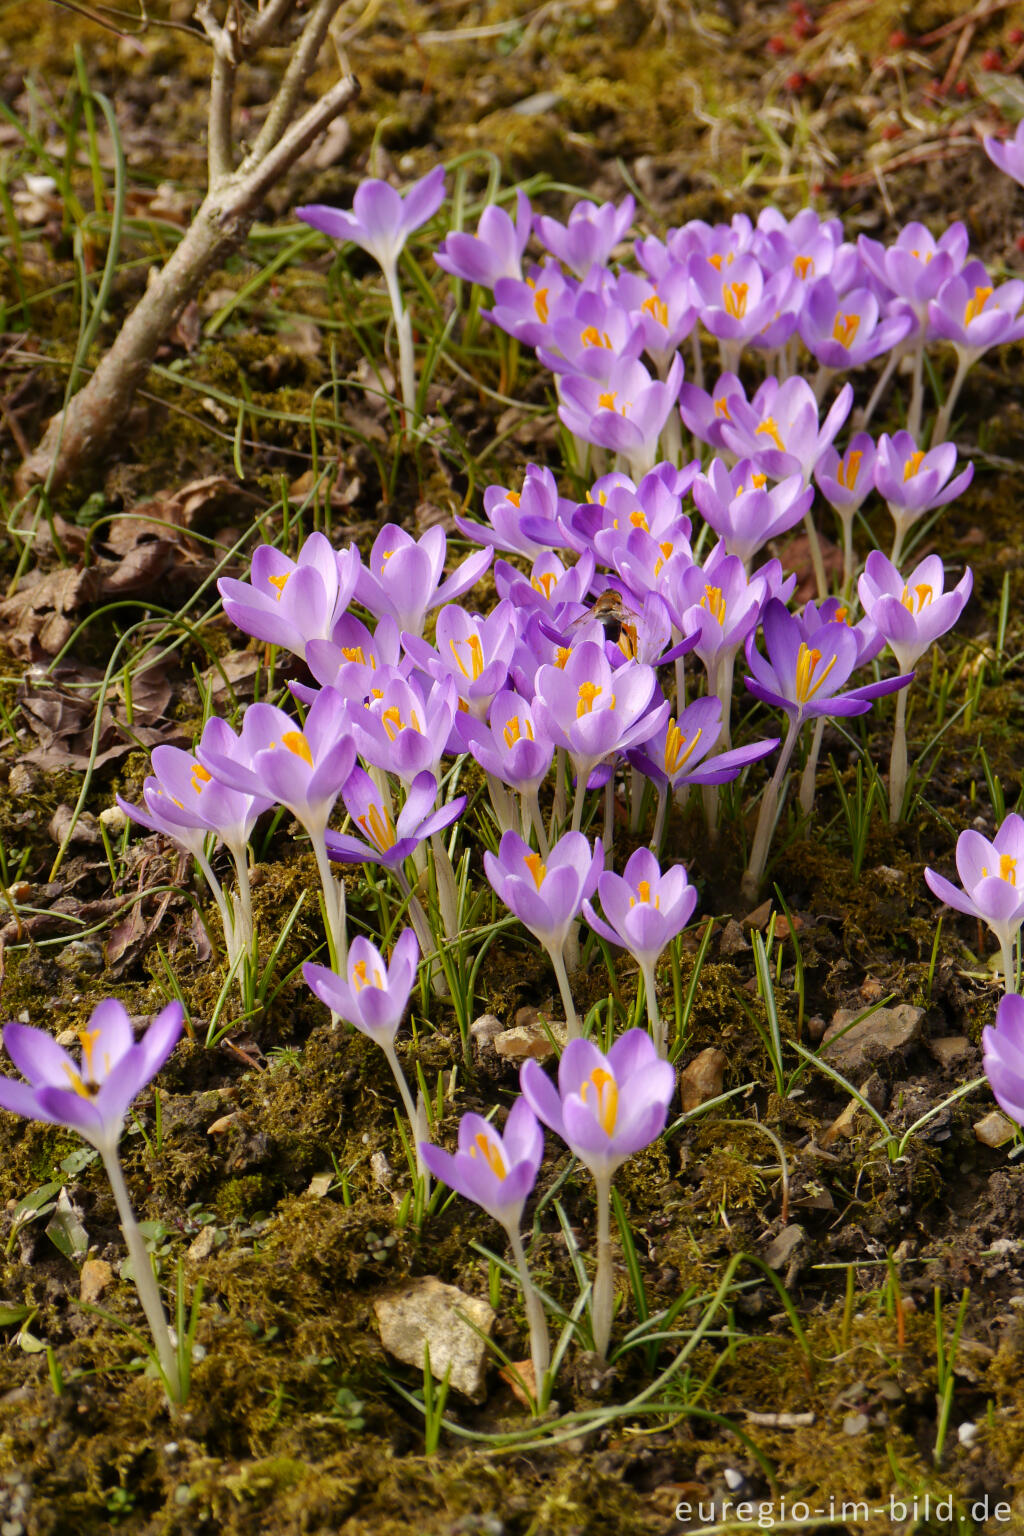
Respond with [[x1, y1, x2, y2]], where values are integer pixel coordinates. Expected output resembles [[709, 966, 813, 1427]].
[[581, 1065, 618, 1135]]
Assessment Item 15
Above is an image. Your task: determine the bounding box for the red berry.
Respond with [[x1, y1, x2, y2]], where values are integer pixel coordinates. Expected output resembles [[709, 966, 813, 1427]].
[[982, 49, 1004, 70], [955, 79, 969, 95], [1016, 233, 1024, 252], [1009, 26, 1024, 44], [880, 124, 902, 141], [767, 34, 790, 54], [889, 30, 910, 48], [785, 71, 808, 90], [793, 16, 816, 38]]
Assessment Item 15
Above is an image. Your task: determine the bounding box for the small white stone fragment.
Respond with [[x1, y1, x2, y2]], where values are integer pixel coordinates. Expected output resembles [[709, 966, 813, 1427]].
[[374, 1277, 495, 1402], [958, 1421, 978, 1447]]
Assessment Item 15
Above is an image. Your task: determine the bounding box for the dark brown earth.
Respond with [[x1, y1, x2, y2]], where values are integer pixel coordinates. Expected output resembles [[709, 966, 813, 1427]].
[[2, 1, 1024, 1532]]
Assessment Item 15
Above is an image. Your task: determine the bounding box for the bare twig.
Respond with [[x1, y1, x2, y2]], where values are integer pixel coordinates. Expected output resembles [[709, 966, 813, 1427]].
[[17, 0, 358, 495]]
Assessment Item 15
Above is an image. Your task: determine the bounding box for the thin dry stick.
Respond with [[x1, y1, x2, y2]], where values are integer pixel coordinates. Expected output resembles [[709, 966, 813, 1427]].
[[17, 0, 358, 496]]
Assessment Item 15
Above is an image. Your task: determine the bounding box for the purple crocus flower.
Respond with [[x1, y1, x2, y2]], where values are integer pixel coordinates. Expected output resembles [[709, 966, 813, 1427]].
[[532, 640, 667, 829], [305, 930, 426, 1166], [872, 431, 974, 565], [557, 355, 685, 480], [537, 292, 647, 381], [297, 168, 446, 416], [420, 1097, 543, 1235], [927, 260, 1024, 443], [355, 523, 492, 639], [350, 673, 458, 785], [327, 767, 464, 871], [456, 464, 575, 558], [612, 266, 697, 366], [0, 998, 186, 1400], [118, 737, 272, 968], [678, 371, 751, 453], [858, 222, 969, 311], [686, 252, 797, 354], [420, 1098, 550, 1392], [798, 279, 914, 370], [533, 193, 635, 277], [521, 1029, 674, 1358], [583, 847, 697, 1055], [0, 998, 182, 1155], [858, 552, 973, 675], [297, 166, 446, 271], [925, 815, 1024, 994], [741, 600, 911, 898], [858, 551, 971, 821], [197, 691, 357, 965], [984, 121, 1024, 187], [305, 929, 419, 1046], [402, 599, 518, 717], [484, 829, 602, 1037], [719, 375, 854, 484], [301, 613, 404, 703], [692, 457, 813, 569], [495, 551, 596, 617], [217, 533, 361, 661], [814, 432, 878, 587], [982, 993, 1024, 1125], [457, 690, 555, 844], [484, 259, 579, 348], [434, 189, 532, 288]]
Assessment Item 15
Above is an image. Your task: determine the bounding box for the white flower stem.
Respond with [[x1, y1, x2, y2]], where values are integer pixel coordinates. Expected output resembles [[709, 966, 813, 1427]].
[[310, 830, 347, 971], [932, 350, 972, 447], [100, 1146, 183, 1405], [526, 789, 550, 858], [907, 342, 925, 441], [741, 715, 801, 904], [506, 1224, 550, 1400], [393, 869, 448, 999], [641, 961, 666, 1057], [888, 686, 910, 824], [382, 259, 416, 423], [430, 831, 459, 940], [801, 504, 828, 604], [798, 715, 827, 817], [603, 777, 615, 865], [547, 943, 580, 1038], [550, 749, 568, 840], [591, 1170, 614, 1361], [651, 785, 668, 853], [1000, 935, 1018, 995], [570, 772, 588, 834], [859, 348, 899, 430], [381, 1038, 430, 1184]]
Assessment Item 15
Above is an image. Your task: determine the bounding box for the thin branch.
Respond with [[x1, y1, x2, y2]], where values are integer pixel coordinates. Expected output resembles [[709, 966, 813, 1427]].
[[196, 0, 239, 183], [246, 0, 297, 48], [230, 69, 359, 209], [245, 0, 344, 167]]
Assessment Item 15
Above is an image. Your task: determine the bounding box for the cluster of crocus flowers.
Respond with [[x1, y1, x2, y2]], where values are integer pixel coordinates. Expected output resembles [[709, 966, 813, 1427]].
[[421, 1029, 674, 1394], [0, 1000, 188, 1403], [925, 815, 1024, 994]]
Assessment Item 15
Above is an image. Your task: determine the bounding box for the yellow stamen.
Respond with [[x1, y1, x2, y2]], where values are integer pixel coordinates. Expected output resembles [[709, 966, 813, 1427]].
[[628, 880, 659, 910], [449, 634, 485, 681], [470, 1132, 507, 1179], [900, 582, 934, 614], [837, 449, 863, 490], [702, 584, 726, 624], [341, 645, 366, 665], [714, 397, 731, 420], [580, 1067, 618, 1136], [352, 958, 385, 991], [756, 417, 786, 452], [281, 730, 314, 767], [507, 490, 521, 507], [555, 646, 572, 669], [533, 287, 549, 323], [381, 707, 404, 741], [832, 311, 860, 348], [794, 642, 838, 705], [268, 572, 289, 600], [577, 680, 605, 716], [642, 293, 669, 327], [629, 509, 648, 529], [708, 253, 724, 271], [665, 719, 702, 774], [524, 852, 546, 890], [532, 571, 557, 598], [78, 1027, 102, 1084], [793, 254, 814, 280], [722, 281, 749, 319], [190, 763, 212, 796], [503, 715, 534, 748], [357, 803, 396, 851], [903, 450, 926, 481], [964, 285, 992, 326], [580, 325, 612, 349]]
